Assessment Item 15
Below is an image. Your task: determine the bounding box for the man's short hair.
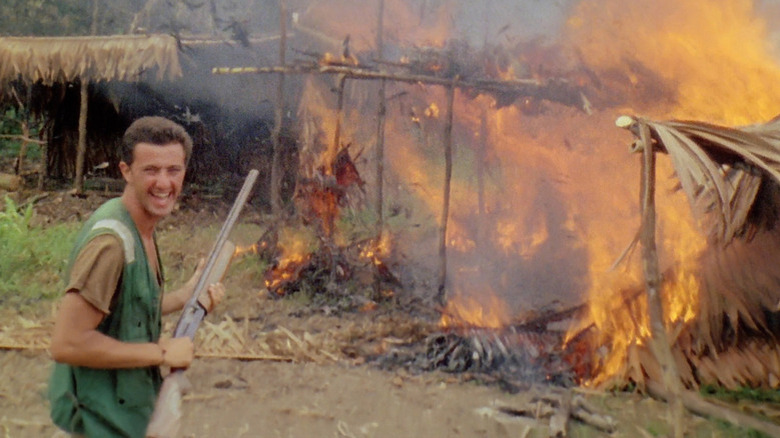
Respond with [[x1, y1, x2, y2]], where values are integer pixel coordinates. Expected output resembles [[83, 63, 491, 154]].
[[121, 116, 193, 166]]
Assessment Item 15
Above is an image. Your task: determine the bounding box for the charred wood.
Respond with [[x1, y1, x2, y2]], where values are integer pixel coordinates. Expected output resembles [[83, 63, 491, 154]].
[[373, 326, 581, 392]]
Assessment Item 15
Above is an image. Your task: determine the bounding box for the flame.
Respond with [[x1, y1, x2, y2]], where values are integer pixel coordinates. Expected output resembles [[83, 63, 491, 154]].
[[293, 0, 780, 385], [567, 0, 780, 124], [233, 243, 259, 258], [440, 288, 510, 329], [264, 227, 315, 293], [360, 231, 392, 263], [564, 0, 780, 385]]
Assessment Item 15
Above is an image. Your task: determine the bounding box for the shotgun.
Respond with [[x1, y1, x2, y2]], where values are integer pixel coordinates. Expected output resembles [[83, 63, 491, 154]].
[[146, 169, 259, 438]]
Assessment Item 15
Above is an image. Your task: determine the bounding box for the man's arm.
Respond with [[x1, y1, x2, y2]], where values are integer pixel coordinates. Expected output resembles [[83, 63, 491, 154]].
[[50, 235, 193, 369], [50, 292, 193, 368]]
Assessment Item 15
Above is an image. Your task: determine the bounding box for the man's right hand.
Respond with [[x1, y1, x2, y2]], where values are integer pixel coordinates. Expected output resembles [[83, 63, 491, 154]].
[[158, 337, 194, 368]]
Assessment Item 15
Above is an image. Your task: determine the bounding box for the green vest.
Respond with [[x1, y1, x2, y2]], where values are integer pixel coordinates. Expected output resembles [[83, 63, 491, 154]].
[[49, 198, 164, 438]]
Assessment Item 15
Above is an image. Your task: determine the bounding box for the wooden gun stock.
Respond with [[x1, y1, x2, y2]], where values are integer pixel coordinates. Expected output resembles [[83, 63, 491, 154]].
[[147, 169, 258, 438]]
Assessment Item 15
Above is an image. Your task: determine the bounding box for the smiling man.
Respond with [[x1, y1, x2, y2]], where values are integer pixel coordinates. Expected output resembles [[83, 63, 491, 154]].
[[48, 116, 224, 438]]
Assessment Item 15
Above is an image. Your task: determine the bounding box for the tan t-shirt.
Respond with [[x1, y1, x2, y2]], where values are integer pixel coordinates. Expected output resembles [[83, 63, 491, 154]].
[[65, 234, 124, 314]]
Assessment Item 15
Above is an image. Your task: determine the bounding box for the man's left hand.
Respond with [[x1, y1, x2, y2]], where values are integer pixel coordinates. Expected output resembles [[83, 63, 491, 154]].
[[197, 282, 225, 313]]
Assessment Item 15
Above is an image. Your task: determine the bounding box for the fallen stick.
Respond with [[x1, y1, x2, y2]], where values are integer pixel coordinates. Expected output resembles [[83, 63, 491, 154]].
[[497, 392, 617, 435], [570, 395, 617, 433], [548, 391, 571, 436]]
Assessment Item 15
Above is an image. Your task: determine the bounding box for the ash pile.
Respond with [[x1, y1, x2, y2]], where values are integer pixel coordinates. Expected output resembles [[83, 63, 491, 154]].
[[371, 324, 587, 392]]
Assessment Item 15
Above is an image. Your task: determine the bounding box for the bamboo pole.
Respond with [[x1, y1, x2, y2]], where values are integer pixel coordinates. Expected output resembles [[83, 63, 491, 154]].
[[436, 81, 457, 305], [215, 64, 546, 87], [270, 0, 287, 216], [638, 120, 685, 438], [73, 79, 89, 193]]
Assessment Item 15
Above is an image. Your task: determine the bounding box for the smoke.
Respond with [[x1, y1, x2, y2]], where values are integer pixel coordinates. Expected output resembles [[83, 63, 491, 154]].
[[95, 0, 780, 313], [453, 0, 577, 46]]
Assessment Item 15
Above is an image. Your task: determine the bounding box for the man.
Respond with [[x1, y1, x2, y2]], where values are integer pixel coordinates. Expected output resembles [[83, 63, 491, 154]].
[[48, 116, 225, 437]]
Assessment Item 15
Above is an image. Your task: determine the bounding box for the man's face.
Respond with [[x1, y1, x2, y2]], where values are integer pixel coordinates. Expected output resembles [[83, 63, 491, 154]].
[[119, 142, 186, 221]]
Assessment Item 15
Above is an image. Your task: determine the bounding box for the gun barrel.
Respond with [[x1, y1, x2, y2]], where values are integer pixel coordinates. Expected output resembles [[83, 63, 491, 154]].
[[173, 169, 259, 339]]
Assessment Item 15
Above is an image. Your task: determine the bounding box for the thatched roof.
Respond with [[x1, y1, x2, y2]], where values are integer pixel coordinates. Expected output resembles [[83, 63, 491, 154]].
[[618, 115, 780, 243], [0, 34, 182, 86], [599, 115, 780, 390]]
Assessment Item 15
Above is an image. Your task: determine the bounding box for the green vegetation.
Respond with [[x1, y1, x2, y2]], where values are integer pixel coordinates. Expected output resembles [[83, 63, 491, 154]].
[[701, 384, 780, 404], [0, 108, 43, 161], [0, 0, 131, 36], [0, 196, 76, 305]]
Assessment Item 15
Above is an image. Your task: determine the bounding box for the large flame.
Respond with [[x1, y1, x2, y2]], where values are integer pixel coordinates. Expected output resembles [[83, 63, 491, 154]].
[[292, 0, 780, 383], [565, 0, 780, 385]]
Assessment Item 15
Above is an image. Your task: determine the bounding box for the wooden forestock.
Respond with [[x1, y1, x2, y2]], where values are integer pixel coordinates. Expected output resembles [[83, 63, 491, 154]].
[[174, 168, 258, 339], [146, 169, 258, 438]]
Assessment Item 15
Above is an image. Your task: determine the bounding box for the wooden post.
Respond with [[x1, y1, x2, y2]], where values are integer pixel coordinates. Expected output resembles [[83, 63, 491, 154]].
[[14, 121, 29, 176], [373, 0, 387, 297], [270, 0, 287, 216], [331, 74, 347, 167], [374, 0, 386, 230], [638, 120, 685, 438], [436, 81, 457, 305], [38, 125, 48, 190], [74, 79, 89, 193], [476, 110, 488, 252]]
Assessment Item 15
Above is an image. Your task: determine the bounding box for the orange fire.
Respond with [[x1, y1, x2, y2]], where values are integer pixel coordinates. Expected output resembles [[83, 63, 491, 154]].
[[292, 0, 780, 383], [440, 287, 510, 329], [233, 243, 259, 258], [360, 231, 392, 262], [564, 0, 780, 385], [264, 227, 316, 294]]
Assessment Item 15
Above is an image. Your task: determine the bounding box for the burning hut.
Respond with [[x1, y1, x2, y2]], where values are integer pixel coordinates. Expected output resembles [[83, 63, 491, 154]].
[[202, 0, 780, 402], [568, 115, 780, 391]]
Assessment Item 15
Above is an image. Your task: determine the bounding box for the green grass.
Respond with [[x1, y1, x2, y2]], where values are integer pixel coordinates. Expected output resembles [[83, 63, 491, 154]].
[[701, 384, 780, 404], [0, 196, 77, 305]]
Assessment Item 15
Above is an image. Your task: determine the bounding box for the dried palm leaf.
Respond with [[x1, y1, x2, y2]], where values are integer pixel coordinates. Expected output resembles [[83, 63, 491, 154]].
[[0, 35, 182, 87], [619, 116, 780, 244]]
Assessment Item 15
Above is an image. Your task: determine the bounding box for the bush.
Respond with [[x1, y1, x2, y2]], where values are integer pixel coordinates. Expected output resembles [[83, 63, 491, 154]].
[[0, 196, 76, 304]]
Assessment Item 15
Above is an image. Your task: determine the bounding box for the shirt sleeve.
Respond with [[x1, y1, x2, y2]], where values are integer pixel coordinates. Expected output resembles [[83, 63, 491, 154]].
[[65, 233, 125, 314]]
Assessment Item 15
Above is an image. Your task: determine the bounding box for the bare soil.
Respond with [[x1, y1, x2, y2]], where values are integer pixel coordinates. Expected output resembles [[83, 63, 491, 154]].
[[0, 189, 756, 438]]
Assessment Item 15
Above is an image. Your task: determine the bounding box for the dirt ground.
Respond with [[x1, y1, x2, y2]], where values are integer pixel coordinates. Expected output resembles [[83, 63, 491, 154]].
[[0, 189, 763, 438]]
